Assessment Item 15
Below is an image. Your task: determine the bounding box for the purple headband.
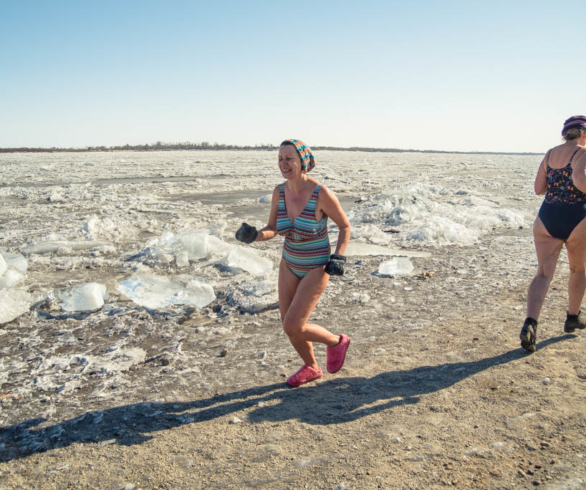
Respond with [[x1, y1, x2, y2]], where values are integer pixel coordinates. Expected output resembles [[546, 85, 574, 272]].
[[562, 115, 586, 135]]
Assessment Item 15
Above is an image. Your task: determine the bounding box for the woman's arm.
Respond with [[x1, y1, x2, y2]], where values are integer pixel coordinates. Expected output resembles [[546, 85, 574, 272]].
[[255, 186, 280, 242], [319, 186, 351, 255], [572, 150, 586, 193], [534, 153, 548, 195]]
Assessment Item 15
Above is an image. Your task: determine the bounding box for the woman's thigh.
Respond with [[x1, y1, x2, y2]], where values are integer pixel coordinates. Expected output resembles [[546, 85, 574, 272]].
[[281, 266, 330, 329], [533, 216, 564, 276], [278, 260, 301, 321], [565, 217, 586, 272]]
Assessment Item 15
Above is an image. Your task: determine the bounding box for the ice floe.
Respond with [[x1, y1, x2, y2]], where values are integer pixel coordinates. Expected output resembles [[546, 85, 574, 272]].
[[50, 283, 109, 312], [378, 257, 414, 276], [224, 246, 273, 276], [116, 274, 216, 309], [0, 289, 33, 325]]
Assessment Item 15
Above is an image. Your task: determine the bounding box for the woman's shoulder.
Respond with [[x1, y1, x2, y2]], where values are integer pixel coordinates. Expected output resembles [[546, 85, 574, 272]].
[[314, 183, 339, 202], [574, 146, 586, 162]]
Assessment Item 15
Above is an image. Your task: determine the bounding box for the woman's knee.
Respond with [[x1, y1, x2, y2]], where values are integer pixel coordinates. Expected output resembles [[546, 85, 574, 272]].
[[535, 269, 555, 281], [282, 317, 304, 338]]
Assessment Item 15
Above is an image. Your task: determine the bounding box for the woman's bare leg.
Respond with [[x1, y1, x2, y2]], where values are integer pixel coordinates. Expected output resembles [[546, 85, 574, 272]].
[[526, 217, 564, 320], [278, 261, 339, 369], [565, 218, 586, 315]]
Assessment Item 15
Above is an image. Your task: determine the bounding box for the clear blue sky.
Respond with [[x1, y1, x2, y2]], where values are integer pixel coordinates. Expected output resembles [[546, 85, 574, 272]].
[[0, 0, 583, 152]]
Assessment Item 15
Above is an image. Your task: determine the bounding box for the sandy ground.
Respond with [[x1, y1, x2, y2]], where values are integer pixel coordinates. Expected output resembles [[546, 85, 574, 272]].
[[2, 230, 586, 489], [1, 151, 586, 488]]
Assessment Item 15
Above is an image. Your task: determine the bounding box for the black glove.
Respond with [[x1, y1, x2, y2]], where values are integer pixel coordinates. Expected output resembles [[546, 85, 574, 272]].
[[235, 222, 258, 244], [324, 253, 346, 276]]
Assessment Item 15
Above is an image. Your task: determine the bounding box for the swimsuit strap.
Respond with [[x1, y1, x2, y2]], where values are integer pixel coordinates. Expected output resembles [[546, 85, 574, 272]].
[[568, 148, 581, 166], [547, 148, 581, 170]]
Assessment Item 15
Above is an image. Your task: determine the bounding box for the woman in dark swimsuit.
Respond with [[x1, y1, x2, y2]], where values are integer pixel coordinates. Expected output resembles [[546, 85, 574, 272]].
[[520, 115, 586, 352]]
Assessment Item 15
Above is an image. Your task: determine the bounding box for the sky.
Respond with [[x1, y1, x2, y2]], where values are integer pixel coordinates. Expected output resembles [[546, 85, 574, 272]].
[[0, 0, 584, 153]]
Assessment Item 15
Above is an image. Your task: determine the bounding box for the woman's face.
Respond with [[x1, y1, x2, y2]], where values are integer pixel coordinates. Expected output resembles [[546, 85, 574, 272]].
[[278, 145, 303, 179]]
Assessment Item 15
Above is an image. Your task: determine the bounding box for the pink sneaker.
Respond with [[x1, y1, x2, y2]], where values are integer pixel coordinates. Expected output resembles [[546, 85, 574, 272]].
[[326, 334, 350, 373], [286, 365, 323, 387]]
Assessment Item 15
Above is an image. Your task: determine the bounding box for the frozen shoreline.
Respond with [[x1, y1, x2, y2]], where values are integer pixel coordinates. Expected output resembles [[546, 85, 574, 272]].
[[5, 150, 586, 488], [1, 150, 543, 428]]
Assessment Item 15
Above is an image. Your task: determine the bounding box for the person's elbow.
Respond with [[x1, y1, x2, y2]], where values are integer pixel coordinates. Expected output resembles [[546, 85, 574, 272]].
[[339, 222, 351, 238]]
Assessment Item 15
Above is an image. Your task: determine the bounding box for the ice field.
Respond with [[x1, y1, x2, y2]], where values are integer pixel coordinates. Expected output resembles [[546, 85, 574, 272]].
[[0, 149, 544, 435], [0, 149, 539, 323]]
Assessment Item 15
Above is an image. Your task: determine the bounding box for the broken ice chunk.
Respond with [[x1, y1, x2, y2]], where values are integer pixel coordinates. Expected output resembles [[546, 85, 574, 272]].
[[378, 257, 414, 276], [175, 250, 189, 268], [90, 245, 117, 254], [47, 189, 65, 202], [0, 254, 6, 277], [207, 235, 233, 257], [24, 240, 113, 255], [116, 274, 215, 309], [52, 283, 109, 312], [1, 252, 28, 273], [176, 230, 209, 260], [0, 267, 26, 290], [225, 246, 272, 276], [242, 279, 274, 297], [209, 220, 227, 237], [0, 289, 33, 325]]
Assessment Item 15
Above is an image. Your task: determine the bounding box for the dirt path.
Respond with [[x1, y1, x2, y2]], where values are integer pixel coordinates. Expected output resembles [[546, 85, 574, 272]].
[[2, 236, 586, 489]]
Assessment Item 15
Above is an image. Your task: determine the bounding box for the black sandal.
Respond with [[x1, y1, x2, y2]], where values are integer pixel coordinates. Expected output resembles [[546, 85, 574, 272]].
[[520, 318, 538, 353]]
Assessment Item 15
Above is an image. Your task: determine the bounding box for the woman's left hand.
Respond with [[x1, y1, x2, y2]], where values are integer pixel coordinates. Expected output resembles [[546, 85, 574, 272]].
[[325, 253, 346, 276]]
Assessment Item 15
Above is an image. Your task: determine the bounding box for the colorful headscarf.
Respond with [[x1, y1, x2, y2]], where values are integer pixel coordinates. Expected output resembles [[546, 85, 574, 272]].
[[562, 115, 586, 135], [281, 139, 316, 173]]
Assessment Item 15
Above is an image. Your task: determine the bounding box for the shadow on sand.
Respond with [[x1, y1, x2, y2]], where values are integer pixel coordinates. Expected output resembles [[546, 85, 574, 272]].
[[0, 335, 573, 462]]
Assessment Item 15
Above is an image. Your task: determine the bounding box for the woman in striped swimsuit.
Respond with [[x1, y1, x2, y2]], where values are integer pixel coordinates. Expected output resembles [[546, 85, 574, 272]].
[[236, 140, 352, 387]]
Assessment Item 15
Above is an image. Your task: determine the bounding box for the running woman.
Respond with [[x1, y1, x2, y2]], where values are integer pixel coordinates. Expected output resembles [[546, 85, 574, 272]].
[[236, 139, 351, 386]]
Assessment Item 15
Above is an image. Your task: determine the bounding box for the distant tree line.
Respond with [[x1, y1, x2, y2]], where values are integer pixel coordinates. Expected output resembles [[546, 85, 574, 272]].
[[0, 141, 278, 153], [0, 141, 541, 156]]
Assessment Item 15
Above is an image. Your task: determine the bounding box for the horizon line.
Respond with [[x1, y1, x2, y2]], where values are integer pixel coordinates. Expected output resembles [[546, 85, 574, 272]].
[[0, 141, 543, 156]]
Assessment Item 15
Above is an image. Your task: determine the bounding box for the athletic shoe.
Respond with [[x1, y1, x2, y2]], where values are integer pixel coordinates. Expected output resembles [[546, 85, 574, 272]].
[[326, 334, 351, 373], [286, 365, 323, 387]]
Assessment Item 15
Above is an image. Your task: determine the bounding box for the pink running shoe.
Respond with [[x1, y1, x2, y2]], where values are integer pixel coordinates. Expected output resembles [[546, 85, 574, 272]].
[[326, 334, 351, 373], [286, 365, 323, 387]]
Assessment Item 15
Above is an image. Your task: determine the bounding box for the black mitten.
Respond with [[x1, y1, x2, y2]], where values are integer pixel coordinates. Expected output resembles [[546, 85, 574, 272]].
[[235, 223, 258, 244], [324, 253, 346, 276]]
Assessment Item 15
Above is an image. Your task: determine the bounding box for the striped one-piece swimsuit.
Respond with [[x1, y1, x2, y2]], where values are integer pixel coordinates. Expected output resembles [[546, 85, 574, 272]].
[[276, 183, 331, 278]]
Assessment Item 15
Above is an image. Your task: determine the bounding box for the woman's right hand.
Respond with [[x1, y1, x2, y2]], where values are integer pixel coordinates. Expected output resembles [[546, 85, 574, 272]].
[[235, 223, 258, 244]]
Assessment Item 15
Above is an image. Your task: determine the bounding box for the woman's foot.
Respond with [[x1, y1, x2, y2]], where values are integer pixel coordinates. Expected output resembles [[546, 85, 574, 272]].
[[326, 334, 351, 373], [520, 318, 538, 353], [286, 365, 323, 387], [564, 311, 586, 333]]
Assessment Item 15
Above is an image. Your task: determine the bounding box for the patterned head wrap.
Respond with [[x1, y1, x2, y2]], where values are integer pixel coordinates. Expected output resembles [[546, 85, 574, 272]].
[[281, 139, 316, 173], [562, 115, 586, 135]]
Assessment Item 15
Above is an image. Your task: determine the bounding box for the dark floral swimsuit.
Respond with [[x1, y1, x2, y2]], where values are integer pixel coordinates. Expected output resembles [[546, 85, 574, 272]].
[[538, 148, 586, 240]]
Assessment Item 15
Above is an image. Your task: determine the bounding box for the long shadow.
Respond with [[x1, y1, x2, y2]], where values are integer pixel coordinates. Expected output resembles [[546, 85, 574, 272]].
[[0, 335, 572, 462]]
